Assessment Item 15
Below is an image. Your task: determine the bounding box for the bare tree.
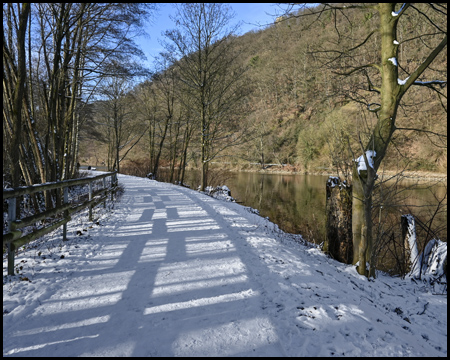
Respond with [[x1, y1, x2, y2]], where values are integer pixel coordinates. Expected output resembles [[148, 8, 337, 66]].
[[94, 76, 147, 173], [3, 3, 156, 202], [3, 4, 30, 189], [282, 3, 446, 277], [163, 3, 250, 191]]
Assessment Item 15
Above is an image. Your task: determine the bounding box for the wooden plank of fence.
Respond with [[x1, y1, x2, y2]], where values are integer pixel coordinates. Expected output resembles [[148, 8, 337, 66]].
[[3, 171, 117, 275], [2, 172, 116, 199]]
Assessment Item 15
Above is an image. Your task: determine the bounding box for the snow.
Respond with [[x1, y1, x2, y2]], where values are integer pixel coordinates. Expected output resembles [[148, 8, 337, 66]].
[[368, 103, 381, 111], [388, 57, 398, 66], [398, 76, 409, 85], [326, 176, 348, 191], [420, 239, 447, 279], [403, 214, 420, 276], [3, 173, 447, 357], [327, 176, 340, 188], [355, 150, 376, 175], [408, 235, 448, 283], [204, 185, 235, 202], [392, 4, 406, 17], [414, 80, 447, 86]]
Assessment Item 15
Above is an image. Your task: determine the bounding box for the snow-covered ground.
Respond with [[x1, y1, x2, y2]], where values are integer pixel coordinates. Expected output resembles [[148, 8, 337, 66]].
[[3, 173, 447, 357]]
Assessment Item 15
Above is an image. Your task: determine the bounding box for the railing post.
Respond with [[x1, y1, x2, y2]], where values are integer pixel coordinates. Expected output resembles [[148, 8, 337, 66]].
[[63, 187, 69, 241], [110, 174, 114, 201], [89, 182, 93, 221], [7, 198, 17, 276], [110, 172, 116, 201], [103, 177, 107, 208]]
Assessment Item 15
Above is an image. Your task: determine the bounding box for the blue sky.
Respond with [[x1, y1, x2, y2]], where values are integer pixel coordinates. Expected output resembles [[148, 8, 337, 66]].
[[135, 3, 282, 67]]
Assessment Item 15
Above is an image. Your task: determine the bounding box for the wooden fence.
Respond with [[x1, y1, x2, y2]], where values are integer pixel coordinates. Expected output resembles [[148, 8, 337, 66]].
[[3, 171, 118, 275]]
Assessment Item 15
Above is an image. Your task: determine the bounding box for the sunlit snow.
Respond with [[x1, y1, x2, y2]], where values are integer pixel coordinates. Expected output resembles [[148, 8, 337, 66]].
[[398, 76, 409, 85], [3, 172, 447, 357], [355, 150, 376, 175], [388, 57, 398, 66]]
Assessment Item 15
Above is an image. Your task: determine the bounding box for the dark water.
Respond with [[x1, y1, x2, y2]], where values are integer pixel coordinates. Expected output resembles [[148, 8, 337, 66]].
[[225, 172, 327, 239]]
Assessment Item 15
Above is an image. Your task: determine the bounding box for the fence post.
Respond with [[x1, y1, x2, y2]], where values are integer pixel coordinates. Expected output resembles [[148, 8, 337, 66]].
[[111, 172, 117, 201], [7, 198, 17, 276], [89, 182, 93, 221], [63, 187, 69, 240], [103, 177, 107, 208], [3, 171, 117, 273]]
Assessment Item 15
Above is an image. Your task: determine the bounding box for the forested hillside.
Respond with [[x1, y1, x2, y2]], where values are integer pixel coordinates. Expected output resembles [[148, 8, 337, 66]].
[[78, 3, 446, 179], [233, 4, 446, 174]]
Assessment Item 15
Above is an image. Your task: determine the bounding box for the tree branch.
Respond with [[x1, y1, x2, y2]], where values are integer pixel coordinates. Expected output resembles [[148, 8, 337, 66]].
[[412, 80, 447, 89], [332, 63, 381, 76], [395, 127, 447, 138], [400, 34, 447, 95]]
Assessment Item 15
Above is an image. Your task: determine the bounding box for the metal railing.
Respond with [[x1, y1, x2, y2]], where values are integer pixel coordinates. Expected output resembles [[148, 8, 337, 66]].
[[3, 171, 118, 275]]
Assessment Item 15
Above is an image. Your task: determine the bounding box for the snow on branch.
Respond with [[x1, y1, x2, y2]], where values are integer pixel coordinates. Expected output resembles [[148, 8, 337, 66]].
[[412, 80, 447, 88], [398, 77, 409, 85], [391, 3, 407, 17], [354, 150, 376, 176], [399, 34, 447, 94], [367, 103, 381, 112], [399, 77, 447, 88], [388, 57, 398, 66]]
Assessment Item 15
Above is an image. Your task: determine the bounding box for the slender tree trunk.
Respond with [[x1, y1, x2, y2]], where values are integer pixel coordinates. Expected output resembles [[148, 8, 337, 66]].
[[153, 116, 170, 180], [200, 114, 208, 191], [179, 123, 193, 185], [353, 4, 401, 277], [10, 4, 30, 215]]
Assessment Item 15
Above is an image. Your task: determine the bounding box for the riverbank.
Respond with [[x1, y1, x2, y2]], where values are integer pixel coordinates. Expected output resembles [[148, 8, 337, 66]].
[[203, 163, 447, 183]]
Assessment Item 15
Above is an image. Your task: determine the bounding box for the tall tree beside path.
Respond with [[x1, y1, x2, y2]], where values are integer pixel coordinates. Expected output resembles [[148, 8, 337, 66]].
[[3, 3, 30, 191], [3, 3, 156, 205], [163, 3, 251, 191], [282, 3, 447, 277]]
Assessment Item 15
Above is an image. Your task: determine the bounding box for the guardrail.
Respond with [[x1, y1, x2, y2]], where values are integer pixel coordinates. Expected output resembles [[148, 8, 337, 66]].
[[3, 171, 118, 275]]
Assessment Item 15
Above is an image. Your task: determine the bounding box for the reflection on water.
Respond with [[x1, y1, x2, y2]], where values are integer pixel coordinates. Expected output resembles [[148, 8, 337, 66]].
[[173, 170, 445, 234], [228, 172, 326, 239], [160, 170, 326, 238]]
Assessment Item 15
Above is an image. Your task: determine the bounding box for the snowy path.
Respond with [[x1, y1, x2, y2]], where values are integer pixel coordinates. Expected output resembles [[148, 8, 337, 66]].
[[3, 174, 447, 357]]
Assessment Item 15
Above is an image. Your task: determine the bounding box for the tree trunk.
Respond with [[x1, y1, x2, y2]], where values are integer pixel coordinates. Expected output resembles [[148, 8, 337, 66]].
[[352, 4, 402, 277], [152, 116, 170, 180], [10, 4, 30, 215], [201, 158, 208, 191], [401, 214, 420, 275], [10, 4, 30, 183], [200, 117, 208, 191], [325, 176, 353, 264]]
